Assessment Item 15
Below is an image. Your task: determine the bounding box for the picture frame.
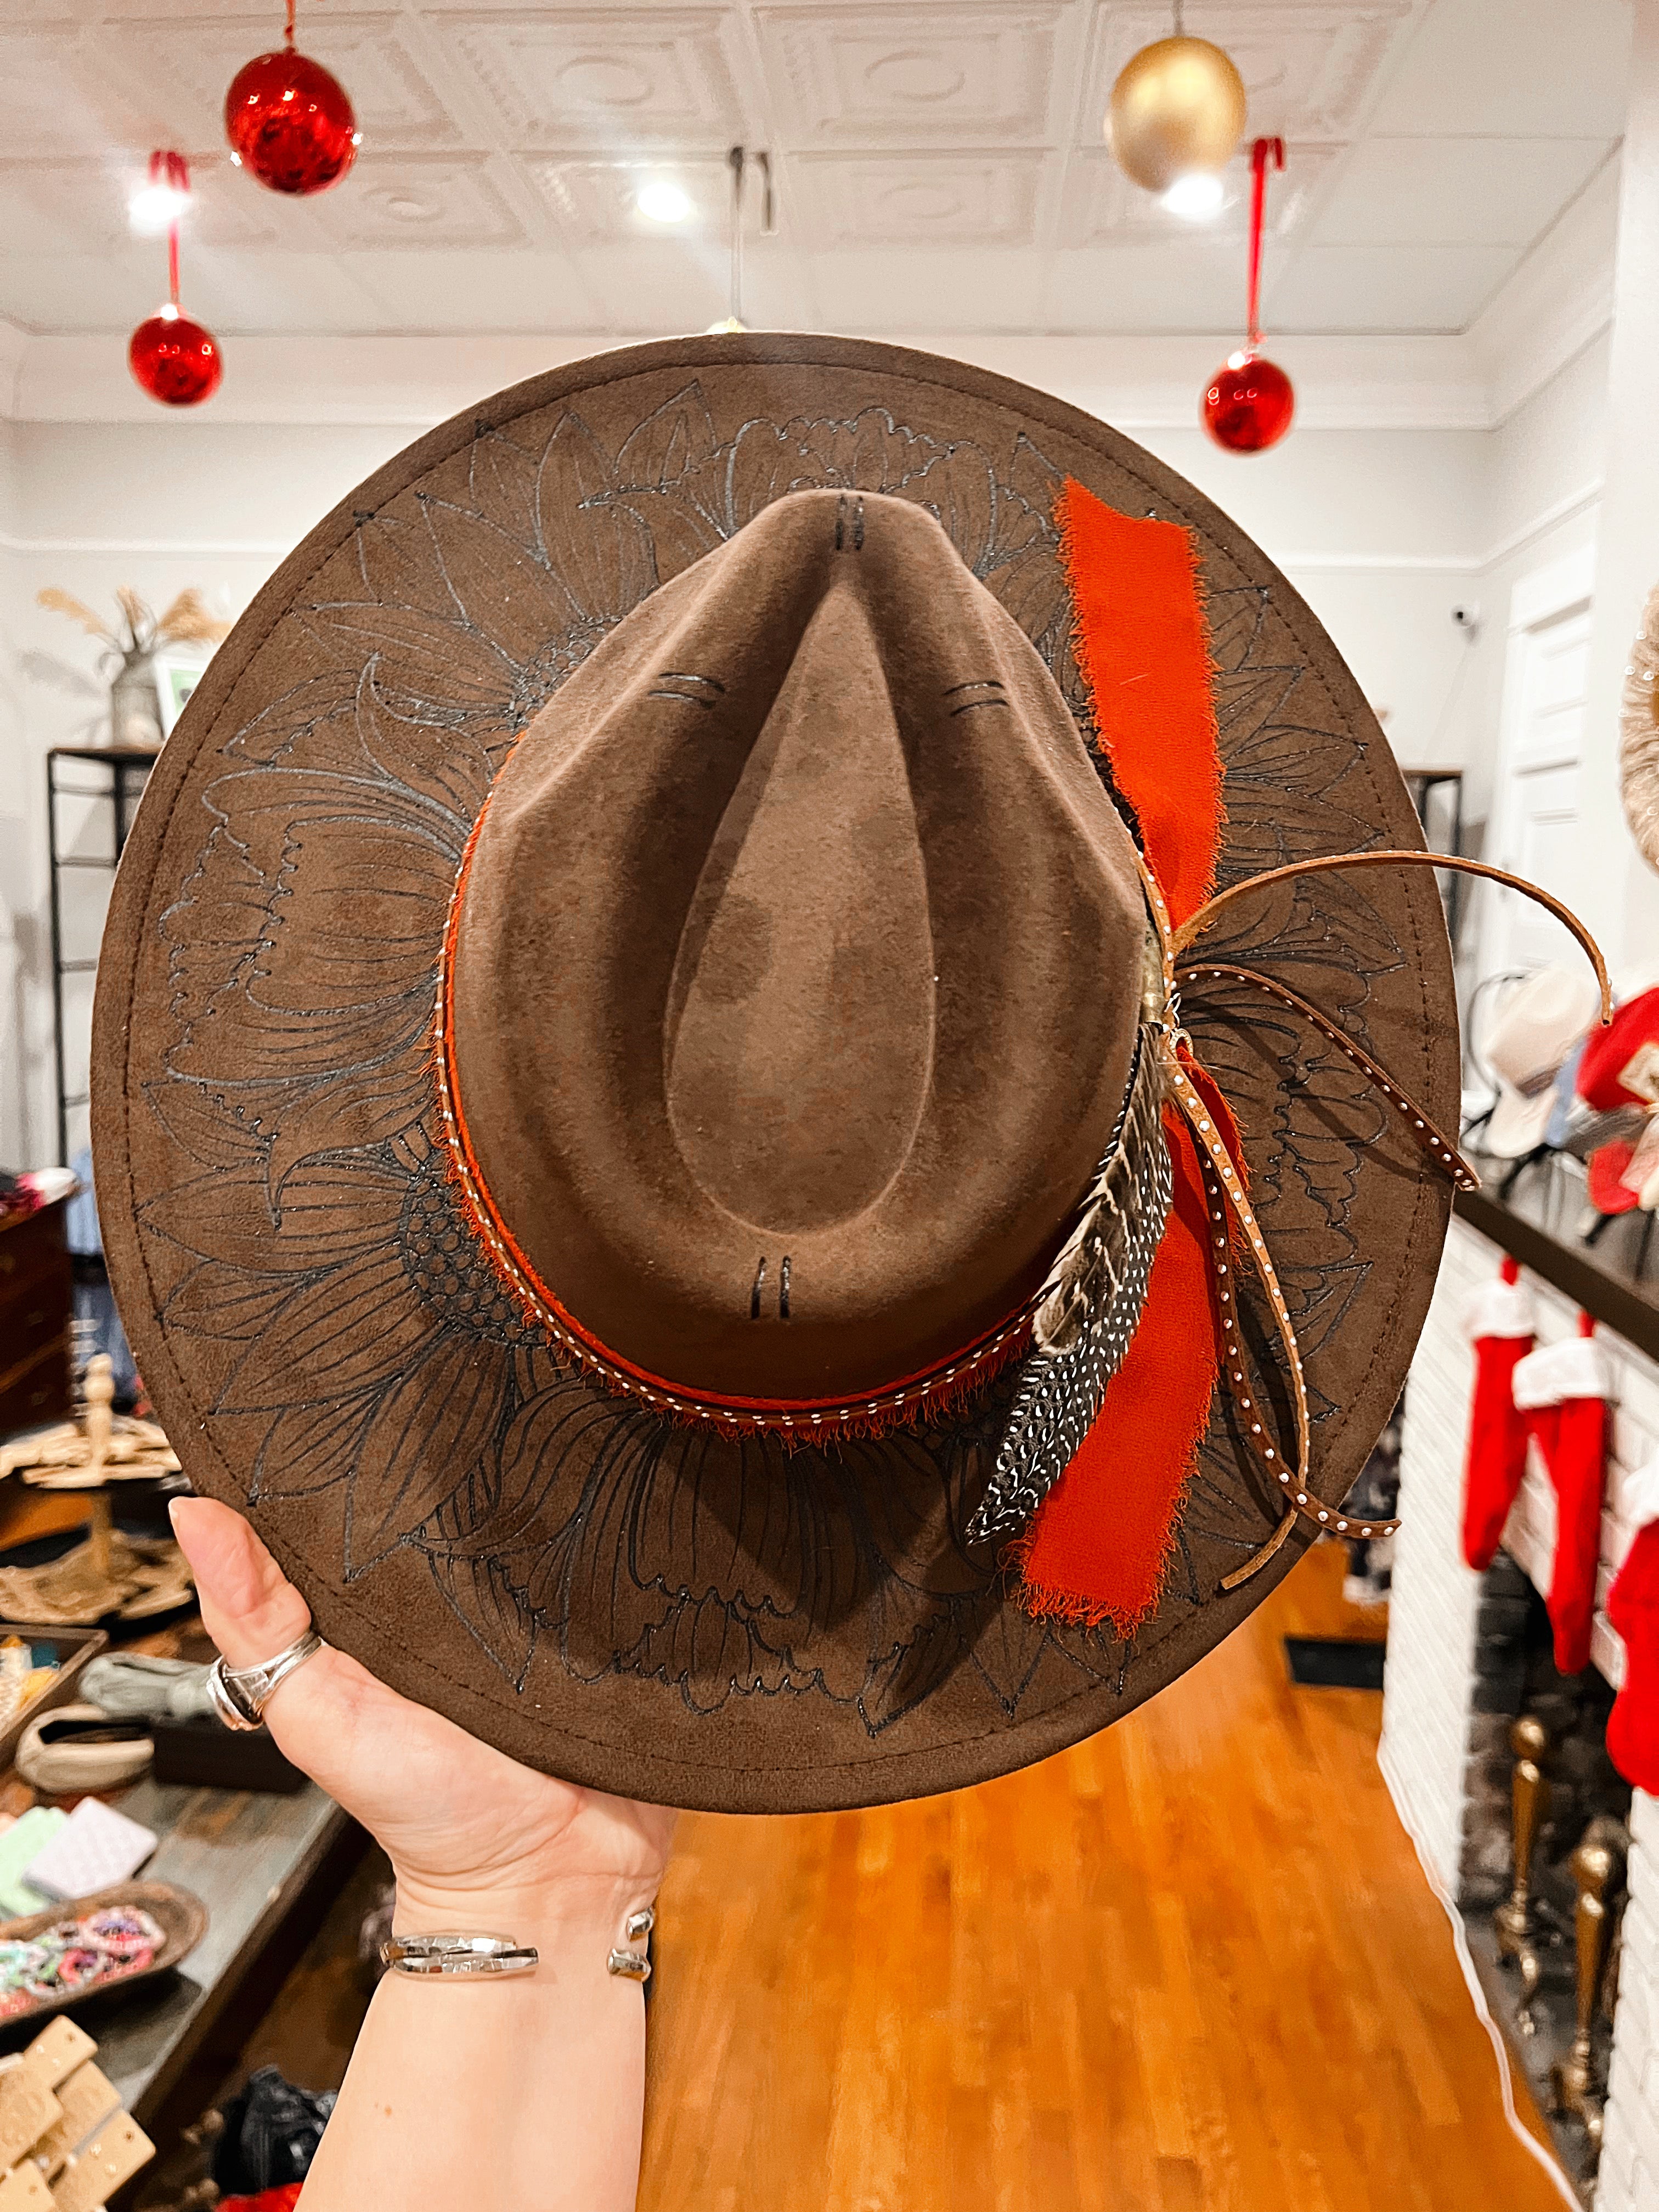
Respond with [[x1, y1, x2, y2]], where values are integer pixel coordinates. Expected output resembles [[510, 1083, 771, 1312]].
[[150, 645, 212, 737]]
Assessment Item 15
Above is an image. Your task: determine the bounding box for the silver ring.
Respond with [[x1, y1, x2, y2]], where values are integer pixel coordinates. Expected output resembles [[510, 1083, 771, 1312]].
[[381, 1932, 539, 1979], [207, 1628, 325, 1732]]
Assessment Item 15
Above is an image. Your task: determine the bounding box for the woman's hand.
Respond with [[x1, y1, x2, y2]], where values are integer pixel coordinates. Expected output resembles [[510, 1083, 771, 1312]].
[[168, 1497, 675, 1938], [169, 1496, 674, 2211]]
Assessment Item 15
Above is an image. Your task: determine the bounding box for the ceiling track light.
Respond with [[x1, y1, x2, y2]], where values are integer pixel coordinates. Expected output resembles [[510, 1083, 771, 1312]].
[[637, 179, 692, 225], [1162, 171, 1227, 221], [707, 146, 775, 335], [129, 150, 192, 236]]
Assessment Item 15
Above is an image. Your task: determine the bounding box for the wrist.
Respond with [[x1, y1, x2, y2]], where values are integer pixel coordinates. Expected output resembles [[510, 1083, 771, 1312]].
[[391, 1868, 654, 1950]]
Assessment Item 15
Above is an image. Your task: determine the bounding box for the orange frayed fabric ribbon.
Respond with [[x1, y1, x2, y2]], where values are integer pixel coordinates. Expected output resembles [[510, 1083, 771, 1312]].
[[1016, 484, 1597, 1628], [1013, 482, 1228, 1630], [1053, 478, 1222, 928]]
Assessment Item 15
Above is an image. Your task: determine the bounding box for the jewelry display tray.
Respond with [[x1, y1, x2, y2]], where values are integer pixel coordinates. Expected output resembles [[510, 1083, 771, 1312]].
[[0, 1880, 208, 2032]]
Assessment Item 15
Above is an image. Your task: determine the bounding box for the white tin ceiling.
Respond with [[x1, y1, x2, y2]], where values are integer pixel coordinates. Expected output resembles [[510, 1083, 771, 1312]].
[[0, 0, 1632, 342]]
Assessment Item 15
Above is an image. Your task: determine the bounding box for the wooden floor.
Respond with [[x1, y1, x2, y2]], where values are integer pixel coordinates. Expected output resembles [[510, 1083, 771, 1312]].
[[640, 1544, 1563, 2212]]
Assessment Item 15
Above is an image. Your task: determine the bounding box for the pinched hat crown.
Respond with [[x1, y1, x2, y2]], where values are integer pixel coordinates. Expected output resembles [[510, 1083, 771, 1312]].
[[444, 488, 1144, 1410]]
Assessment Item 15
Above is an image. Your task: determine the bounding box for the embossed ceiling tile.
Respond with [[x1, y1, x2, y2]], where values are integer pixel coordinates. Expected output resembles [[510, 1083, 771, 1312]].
[[0, 156, 289, 257], [433, 9, 746, 148], [1058, 143, 1336, 248], [303, 156, 530, 251], [787, 150, 1047, 249], [0, 251, 162, 335], [1082, 3, 1415, 146], [811, 244, 1046, 332], [1312, 136, 1612, 250], [755, 3, 1065, 145], [347, 246, 605, 332], [524, 155, 732, 244], [568, 237, 729, 332], [0, 25, 134, 155], [1368, 0, 1630, 136], [735, 240, 822, 330], [183, 245, 406, 333], [12, 1, 268, 18], [568, 236, 815, 334], [1042, 241, 1244, 334], [1263, 241, 1519, 334], [103, 11, 469, 151]]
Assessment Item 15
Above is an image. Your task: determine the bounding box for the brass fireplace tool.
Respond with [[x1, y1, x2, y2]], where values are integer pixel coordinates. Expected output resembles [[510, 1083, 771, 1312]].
[[1550, 1814, 1628, 2156], [1494, 1713, 1550, 2032]]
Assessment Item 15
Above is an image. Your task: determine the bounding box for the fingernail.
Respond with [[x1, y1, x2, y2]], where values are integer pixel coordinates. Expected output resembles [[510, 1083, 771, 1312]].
[[169, 1496, 206, 1542]]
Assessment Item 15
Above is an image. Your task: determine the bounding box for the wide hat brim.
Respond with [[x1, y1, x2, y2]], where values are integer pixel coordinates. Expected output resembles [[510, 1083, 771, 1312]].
[[93, 335, 1456, 1813]]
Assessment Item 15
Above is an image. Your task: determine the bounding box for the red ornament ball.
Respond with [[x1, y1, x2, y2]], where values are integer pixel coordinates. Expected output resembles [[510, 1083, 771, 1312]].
[[129, 309, 223, 408], [225, 47, 357, 196], [1201, 350, 1295, 453]]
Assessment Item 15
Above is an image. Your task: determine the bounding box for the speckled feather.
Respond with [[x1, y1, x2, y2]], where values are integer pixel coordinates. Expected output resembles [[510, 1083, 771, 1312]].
[[969, 1029, 1171, 1542]]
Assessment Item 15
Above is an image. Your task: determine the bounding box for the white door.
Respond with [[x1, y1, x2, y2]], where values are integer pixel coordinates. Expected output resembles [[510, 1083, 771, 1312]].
[[1484, 549, 1595, 977]]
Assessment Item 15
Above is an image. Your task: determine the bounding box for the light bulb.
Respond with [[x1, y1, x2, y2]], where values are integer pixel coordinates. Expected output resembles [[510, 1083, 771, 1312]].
[[129, 181, 190, 235], [1161, 171, 1226, 221], [637, 180, 692, 225]]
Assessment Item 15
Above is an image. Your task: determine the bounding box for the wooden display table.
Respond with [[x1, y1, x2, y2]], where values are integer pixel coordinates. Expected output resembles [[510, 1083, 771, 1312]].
[[63, 1776, 348, 2128], [0, 1464, 356, 2141]]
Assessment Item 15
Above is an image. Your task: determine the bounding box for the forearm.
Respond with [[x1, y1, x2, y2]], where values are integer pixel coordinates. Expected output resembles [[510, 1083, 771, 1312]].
[[301, 1876, 648, 2212]]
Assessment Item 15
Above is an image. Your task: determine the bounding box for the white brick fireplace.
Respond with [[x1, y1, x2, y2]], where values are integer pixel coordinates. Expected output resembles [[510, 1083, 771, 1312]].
[[1381, 1214, 1659, 2212]]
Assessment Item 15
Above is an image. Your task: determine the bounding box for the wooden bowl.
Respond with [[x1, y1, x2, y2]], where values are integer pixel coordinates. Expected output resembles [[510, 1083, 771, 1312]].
[[0, 1881, 208, 2029]]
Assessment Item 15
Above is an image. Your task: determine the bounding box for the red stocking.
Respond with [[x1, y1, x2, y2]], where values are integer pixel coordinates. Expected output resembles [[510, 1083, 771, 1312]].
[[1607, 1464, 1659, 1793], [1513, 1314, 1610, 1675], [1461, 1257, 1535, 1571]]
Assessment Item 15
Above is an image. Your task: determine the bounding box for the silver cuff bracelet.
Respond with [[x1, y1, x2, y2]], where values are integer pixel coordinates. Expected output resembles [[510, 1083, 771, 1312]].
[[381, 1932, 540, 1979], [606, 1905, 654, 1982]]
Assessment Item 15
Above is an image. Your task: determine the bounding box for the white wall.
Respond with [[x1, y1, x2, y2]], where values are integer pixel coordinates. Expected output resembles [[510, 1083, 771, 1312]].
[[1442, 334, 1610, 976], [1467, 331, 1610, 826], [1141, 425, 1487, 780], [0, 420, 405, 1167]]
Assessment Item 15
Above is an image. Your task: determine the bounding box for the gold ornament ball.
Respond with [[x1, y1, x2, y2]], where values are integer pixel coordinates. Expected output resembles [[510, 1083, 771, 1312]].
[[1107, 37, 1248, 194]]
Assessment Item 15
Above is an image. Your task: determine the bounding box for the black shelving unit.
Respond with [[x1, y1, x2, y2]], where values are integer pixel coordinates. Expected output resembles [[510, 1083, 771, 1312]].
[[47, 746, 156, 1166]]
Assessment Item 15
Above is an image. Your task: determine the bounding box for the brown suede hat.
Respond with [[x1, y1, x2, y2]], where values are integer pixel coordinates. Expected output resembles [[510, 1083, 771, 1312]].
[[93, 334, 1463, 1813]]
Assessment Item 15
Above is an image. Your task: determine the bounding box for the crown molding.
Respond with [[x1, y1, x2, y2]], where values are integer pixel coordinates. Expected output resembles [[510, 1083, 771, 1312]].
[[1466, 155, 1620, 428], [0, 165, 1618, 438], [0, 319, 26, 422], [0, 325, 1497, 433], [889, 334, 1495, 432]]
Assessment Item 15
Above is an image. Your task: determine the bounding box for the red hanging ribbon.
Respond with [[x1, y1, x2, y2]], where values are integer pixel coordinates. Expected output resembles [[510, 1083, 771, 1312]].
[[1246, 137, 1283, 352], [149, 149, 190, 306]]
